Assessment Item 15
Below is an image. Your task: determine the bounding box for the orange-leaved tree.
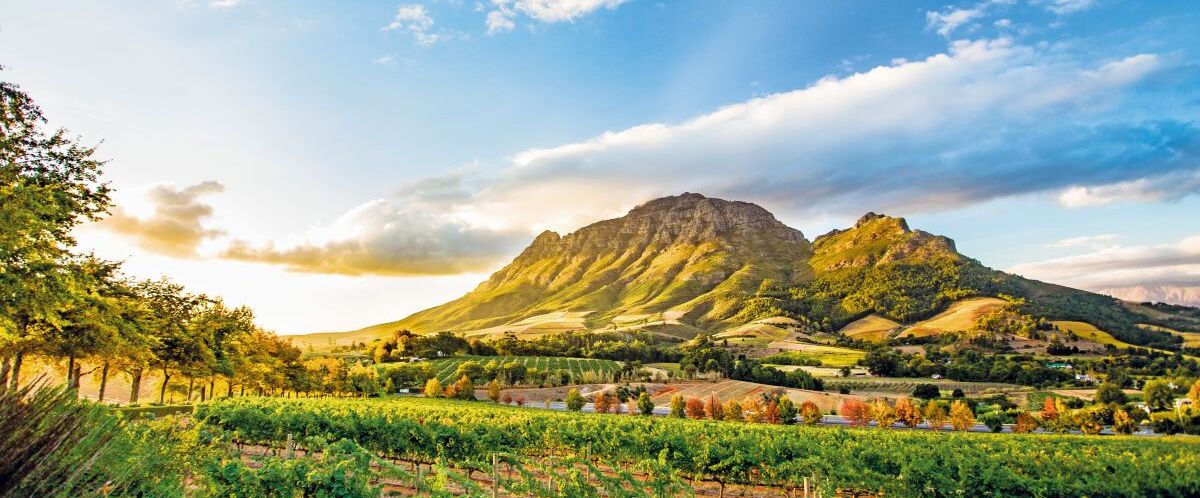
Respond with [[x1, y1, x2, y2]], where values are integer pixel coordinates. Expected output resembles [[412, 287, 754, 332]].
[[895, 397, 922, 428]]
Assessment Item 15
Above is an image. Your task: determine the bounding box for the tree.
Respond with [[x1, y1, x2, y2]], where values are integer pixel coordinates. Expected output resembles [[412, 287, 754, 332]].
[[0, 76, 111, 390], [487, 379, 501, 403], [452, 375, 475, 401], [724, 400, 743, 421], [424, 378, 442, 397], [565, 388, 585, 412], [872, 400, 897, 429], [912, 384, 940, 400], [799, 400, 822, 425], [704, 394, 724, 420], [895, 397, 922, 428], [1040, 397, 1059, 424], [1112, 409, 1137, 435], [951, 388, 965, 399], [669, 394, 686, 418], [1095, 382, 1126, 405], [979, 411, 1005, 433], [1189, 380, 1200, 406], [501, 392, 513, 405], [840, 399, 871, 427], [1013, 412, 1039, 434], [949, 401, 974, 431], [924, 401, 948, 430], [1142, 379, 1174, 411], [685, 397, 705, 419], [637, 392, 654, 415], [778, 396, 797, 424], [594, 392, 614, 413]]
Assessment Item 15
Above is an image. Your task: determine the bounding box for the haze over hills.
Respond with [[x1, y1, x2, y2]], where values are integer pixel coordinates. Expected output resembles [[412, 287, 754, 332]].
[[292, 193, 1198, 350]]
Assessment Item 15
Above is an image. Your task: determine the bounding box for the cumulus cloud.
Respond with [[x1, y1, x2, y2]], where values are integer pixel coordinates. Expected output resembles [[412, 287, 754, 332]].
[[485, 0, 628, 34], [1008, 235, 1200, 291], [105, 181, 225, 257], [1038, 0, 1097, 15], [384, 4, 443, 45], [437, 39, 1194, 231], [220, 199, 527, 276]]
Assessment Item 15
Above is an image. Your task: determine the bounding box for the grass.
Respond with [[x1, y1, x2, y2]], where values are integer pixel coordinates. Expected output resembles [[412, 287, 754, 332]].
[[838, 314, 900, 342], [899, 297, 1007, 338], [416, 355, 620, 384]]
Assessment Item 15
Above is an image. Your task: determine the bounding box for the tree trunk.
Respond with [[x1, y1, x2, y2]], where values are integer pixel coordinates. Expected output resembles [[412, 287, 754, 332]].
[[71, 364, 83, 394], [0, 356, 9, 390], [10, 351, 23, 390], [67, 353, 76, 391], [159, 369, 172, 405], [209, 379, 216, 400], [187, 378, 194, 402], [130, 369, 143, 404], [228, 381, 234, 397], [97, 362, 110, 402]]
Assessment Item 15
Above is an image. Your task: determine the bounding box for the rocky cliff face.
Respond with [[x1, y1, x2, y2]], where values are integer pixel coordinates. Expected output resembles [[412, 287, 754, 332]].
[[810, 212, 959, 272], [390, 193, 814, 333]]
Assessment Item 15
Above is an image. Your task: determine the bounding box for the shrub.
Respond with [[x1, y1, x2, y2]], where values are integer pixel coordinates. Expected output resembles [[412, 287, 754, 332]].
[[424, 378, 442, 397], [637, 392, 655, 415], [778, 397, 797, 424], [565, 389, 585, 412], [705, 396, 724, 421], [669, 394, 686, 418], [487, 379, 501, 403], [979, 411, 1006, 433], [949, 401, 975, 431], [799, 401, 822, 425], [685, 397, 706, 419], [1113, 409, 1137, 435], [912, 384, 940, 400], [895, 397, 922, 428], [1013, 412, 1039, 434], [724, 400, 744, 422]]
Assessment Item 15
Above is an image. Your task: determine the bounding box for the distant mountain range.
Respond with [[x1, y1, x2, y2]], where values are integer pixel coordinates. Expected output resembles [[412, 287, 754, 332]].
[[290, 193, 1199, 350], [1099, 285, 1200, 308]]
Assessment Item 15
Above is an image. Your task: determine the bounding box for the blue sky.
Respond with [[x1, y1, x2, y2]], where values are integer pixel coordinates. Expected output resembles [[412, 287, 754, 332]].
[[2, 0, 1198, 331]]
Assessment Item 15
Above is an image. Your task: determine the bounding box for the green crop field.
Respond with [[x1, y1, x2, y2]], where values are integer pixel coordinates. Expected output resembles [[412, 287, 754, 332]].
[[199, 396, 1200, 497], [417, 355, 620, 383]]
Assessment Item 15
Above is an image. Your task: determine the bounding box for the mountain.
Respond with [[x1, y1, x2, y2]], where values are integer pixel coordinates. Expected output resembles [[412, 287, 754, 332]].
[[293, 193, 1197, 350], [1099, 285, 1200, 308]]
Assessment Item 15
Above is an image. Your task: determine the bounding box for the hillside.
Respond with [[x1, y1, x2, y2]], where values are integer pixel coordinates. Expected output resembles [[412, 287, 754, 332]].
[[348, 193, 812, 338], [294, 193, 1198, 352]]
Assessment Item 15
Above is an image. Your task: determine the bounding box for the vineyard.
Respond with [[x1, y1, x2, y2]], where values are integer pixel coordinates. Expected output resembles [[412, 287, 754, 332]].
[[419, 355, 621, 384], [198, 396, 1200, 496]]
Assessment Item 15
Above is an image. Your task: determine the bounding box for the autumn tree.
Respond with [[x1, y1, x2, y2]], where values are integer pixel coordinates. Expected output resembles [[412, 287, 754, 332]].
[[872, 399, 898, 429], [424, 377, 443, 397], [704, 394, 724, 420], [895, 397, 922, 428], [685, 397, 705, 419], [799, 400, 822, 425], [778, 396, 797, 424], [594, 392, 614, 413], [487, 379, 501, 403], [840, 399, 871, 427], [949, 401, 974, 431], [1112, 409, 1137, 435], [637, 392, 654, 415], [1189, 380, 1200, 406], [1040, 397, 1059, 424], [1013, 412, 1039, 434], [724, 400, 744, 421], [501, 391, 513, 405], [924, 400, 948, 431]]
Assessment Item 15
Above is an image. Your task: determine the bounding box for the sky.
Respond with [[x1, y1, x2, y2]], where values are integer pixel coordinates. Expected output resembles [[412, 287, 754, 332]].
[[1, 0, 1198, 333]]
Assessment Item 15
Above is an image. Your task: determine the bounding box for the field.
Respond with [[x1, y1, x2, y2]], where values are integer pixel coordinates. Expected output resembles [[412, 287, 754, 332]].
[[649, 379, 858, 412], [458, 311, 593, 340], [420, 355, 620, 384], [199, 396, 1200, 496], [1140, 323, 1200, 347], [713, 316, 804, 344], [837, 314, 900, 342], [759, 343, 866, 367], [898, 297, 1007, 338]]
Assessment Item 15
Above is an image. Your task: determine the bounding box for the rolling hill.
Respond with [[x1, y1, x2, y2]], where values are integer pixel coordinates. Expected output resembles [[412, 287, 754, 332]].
[[291, 193, 1198, 352]]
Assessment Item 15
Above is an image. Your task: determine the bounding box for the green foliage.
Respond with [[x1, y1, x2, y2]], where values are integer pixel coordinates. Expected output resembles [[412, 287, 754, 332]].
[[200, 396, 1200, 496], [565, 388, 585, 412], [637, 392, 655, 415], [1143, 379, 1175, 411], [911, 383, 940, 400], [1095, 382, 1127, 405]]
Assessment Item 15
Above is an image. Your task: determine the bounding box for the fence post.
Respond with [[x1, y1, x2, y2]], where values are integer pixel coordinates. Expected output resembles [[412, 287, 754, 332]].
[[803, 477, 809, 498], [492, 453, 499, 498]]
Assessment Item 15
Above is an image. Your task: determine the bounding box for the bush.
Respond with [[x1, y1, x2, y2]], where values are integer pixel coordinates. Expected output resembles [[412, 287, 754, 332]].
[[1149, 412, 1181, 435], [912, 384, 940, 400], [1095, 383, 1126, 405], [565, 389, 585, 412], [979, 411, 1006, 433]]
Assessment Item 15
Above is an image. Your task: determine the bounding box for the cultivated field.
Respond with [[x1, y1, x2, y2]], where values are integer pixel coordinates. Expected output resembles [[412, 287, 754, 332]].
[[422, 355, 620, 383], [649, 379, 858, 412], [898, 297, 1007, 338], [838, 313, 901, 342], [459, 311, 593, 340], [822, 377, 1027, 397], [760, 342, 866, 367], [1139, 323, 1200, 347]]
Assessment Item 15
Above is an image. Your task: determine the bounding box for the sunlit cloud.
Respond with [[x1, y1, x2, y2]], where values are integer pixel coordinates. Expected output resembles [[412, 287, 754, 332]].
[[103, 181, 225, 257], [485, 0, 629, 34]]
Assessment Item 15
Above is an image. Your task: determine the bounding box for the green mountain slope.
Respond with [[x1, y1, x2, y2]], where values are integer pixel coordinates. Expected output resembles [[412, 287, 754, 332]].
[[351, 193, 812, 337]]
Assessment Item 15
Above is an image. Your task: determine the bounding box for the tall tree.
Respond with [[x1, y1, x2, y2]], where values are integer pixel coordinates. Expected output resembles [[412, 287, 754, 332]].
[[0, 73, 111, 390]]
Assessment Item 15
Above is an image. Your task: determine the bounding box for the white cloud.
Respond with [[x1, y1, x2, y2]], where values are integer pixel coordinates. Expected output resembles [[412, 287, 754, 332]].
[[1059, 169, 1200, 208], [373, 54, 396, 65], [926, 0, 1013, 38], [486, 10, 516, 34], [1039, 0, 1098, 15], [384, 4, 443, 45], [1046, 234, 1118, 249], [208, 0, 242, 8], [485, 0, 628, 34], [1009, 235, 1200, 290]]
